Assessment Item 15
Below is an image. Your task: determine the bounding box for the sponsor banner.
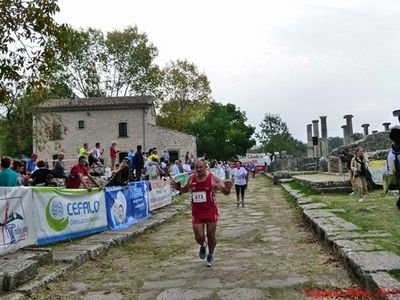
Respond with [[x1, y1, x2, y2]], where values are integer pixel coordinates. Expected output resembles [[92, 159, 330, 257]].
[[0, 187, 36, 255], [238, 153, 271, 169], [148, 180, 172, 211], [210, 167, 226, 180], [32, 187, 108, 245], [105, 182, 149, 231], [368, 160, 387, 185], [256, 165, 267, 172]]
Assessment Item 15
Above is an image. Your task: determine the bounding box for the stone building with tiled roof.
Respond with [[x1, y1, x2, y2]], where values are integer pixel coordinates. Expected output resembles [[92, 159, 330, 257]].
[[34, 96, 197, 166]]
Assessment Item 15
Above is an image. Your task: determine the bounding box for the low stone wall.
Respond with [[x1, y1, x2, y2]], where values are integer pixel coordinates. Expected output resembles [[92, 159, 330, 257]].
[[271, 156, 319, 172], [331, 131, 391, 156], [277, 179, 400, 295]]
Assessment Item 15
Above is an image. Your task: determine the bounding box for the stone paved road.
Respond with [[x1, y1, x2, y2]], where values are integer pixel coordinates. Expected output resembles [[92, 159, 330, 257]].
[[32, 175, 357, 300]]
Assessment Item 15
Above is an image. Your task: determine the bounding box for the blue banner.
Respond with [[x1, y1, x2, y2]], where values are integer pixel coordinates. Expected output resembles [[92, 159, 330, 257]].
[[105, 182, 149, 231]]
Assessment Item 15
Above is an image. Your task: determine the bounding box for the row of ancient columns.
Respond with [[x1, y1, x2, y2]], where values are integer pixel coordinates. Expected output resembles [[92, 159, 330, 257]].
[[306, 115, 393, 157], [306, 116, 328, 158]]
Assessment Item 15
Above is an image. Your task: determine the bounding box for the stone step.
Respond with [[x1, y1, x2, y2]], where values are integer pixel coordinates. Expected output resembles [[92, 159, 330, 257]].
[[0, 249, 51, 292], [316, 186, 353, 193]]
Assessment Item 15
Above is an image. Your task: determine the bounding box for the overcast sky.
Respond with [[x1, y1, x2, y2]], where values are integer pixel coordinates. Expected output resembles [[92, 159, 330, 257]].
[[56, 0, 400, 142]]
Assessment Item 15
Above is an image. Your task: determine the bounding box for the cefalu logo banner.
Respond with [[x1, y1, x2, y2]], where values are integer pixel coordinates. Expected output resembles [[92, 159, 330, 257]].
[[0, 187, 36, 255], [105, 181, 149, 231], [32, 187, 108, 245]]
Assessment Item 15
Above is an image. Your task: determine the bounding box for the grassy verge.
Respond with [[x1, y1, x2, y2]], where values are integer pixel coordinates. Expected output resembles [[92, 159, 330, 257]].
[[288, 181, 320, 197], [288, 182, 400, 258]]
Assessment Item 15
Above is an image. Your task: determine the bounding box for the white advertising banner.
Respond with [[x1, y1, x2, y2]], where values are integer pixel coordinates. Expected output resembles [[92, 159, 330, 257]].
[[0, 187, 36, 255], [238, 153, 271, 172], [148, 180, 172, 211], [32, 187, 108, 245]]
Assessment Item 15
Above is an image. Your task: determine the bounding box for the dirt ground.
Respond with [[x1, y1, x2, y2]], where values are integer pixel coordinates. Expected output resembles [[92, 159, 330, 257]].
[[32, 175, 357, 300]]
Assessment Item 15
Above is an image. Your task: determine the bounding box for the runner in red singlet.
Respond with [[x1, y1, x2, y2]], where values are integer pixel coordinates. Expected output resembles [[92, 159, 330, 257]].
[[172, 159, 232, 267]]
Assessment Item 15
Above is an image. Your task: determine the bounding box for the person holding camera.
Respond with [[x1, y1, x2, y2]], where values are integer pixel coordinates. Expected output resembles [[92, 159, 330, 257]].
[[350, 147, 369, 202]]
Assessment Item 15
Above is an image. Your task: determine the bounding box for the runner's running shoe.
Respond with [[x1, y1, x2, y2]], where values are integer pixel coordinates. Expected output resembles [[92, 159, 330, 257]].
[[206, 255, 214, 267], [199, 241, 207, 259]]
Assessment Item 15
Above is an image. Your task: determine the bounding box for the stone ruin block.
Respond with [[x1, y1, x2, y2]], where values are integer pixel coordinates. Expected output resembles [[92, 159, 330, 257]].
[[328, 156, 342, 173]]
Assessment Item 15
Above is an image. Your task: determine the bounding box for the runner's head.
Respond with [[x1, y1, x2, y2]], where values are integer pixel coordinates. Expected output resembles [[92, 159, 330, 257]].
[[195, 158, 207, 177], [236, 161, 242, 169]]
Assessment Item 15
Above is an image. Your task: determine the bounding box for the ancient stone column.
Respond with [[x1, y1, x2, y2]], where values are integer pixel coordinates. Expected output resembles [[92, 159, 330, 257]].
[[320, 116, 328, 157], [342, 125, 348, 145], [361, 124, 370, 136], [312, 120, 320, 157], [343, 115, 354, 144], [306, 124, 313, 158], [383, 122, 391, 131]]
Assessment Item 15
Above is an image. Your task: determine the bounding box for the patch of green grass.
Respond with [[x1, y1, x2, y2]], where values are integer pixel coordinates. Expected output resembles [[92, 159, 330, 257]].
[[288, 181, 320, 196], [389, 269, 400, 281]]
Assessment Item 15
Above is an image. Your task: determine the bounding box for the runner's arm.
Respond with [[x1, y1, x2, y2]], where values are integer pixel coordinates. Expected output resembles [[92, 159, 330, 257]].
[[212, 174, 232, 195], [171, 174, 192, 193]]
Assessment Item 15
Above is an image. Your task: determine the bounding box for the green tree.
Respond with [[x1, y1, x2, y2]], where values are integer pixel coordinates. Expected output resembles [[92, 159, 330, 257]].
[[256, 113, 294, 154], [0, 0, 66, 155], [292, 138, 307, 157], [328, 136, 344, 152], [156, 60, 213, 132], [46, 26, 160, 98], [352, 132, 364, 142], [191, 103, 255, 160]]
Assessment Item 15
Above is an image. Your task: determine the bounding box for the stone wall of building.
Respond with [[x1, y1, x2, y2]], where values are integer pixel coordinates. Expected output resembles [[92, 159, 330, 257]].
[[146, 124, 197, 162], [34, 104, 196, 166]]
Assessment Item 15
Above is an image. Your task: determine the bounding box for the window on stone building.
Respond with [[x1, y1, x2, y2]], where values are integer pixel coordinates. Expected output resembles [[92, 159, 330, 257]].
[[119, 122, 128, 137], [78, 120, 84, 129], [51, 124, 62, 140]]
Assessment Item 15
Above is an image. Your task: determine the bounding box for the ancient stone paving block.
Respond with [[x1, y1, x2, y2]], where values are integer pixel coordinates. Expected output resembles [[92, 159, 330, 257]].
[[326, 216, 359, 231], [303, 209, 337, 220], [219, 226, 254, 239], [255, 275, 310, 288], [193, 278, 224, 289], [297, 197, 313, 205], [330, 231, 391, 241], [333, 240, 383, 258], [61, 243, 106, 259], [82, 234, 123, 246], [365, 272, 400, 292], [217, 288, 265, 300], [19, 249, 52, 266], [346, 251, 400, 273], [143, 279, 187, 289], [17, 264, 72, 296], [82, 291, 123, 300], [0, 292, 26, 300], [0, 272, 4, 293], [51, 249, 88, 265], [300, 203, 328, 210], [155, 288, 213, 300], [279, 178, 293, 183], [91, 232, 130, 245], [0, 258, 38, 291]]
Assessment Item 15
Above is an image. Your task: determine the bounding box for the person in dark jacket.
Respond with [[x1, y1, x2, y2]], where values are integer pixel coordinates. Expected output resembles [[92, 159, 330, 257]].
[[106, 165, 129, 187], [31, 160, 53, 186], [135, 145, 145, 181]]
